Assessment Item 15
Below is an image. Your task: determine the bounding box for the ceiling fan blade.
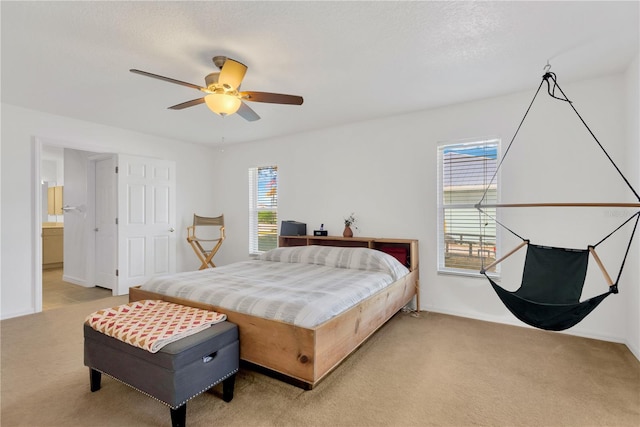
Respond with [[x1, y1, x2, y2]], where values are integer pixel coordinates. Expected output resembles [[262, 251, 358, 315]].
[[218, 59, 247, 90], [130, 69, 205, 91], [236, 101, 260, 122], [240, 91, 304, 105], [168, 98, 205, 110]]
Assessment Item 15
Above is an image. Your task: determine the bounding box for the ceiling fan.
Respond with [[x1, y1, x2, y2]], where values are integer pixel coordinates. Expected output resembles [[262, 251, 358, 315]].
[[130, 56, 303, 121]]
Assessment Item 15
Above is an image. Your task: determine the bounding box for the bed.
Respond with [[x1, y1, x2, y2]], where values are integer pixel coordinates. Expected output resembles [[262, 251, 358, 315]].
[[129, 235, 419, 389]]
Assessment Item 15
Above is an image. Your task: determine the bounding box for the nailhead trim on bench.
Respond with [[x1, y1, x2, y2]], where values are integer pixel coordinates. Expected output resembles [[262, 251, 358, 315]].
[[94, 368, 239, 409]]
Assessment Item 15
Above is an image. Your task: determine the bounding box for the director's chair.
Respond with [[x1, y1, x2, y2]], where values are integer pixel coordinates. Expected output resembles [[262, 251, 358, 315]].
[[187, 214, 225, 269]]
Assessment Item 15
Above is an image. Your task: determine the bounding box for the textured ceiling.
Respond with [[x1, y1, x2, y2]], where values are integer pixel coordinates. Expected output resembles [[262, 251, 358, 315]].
[[1, 1, 638, 147]]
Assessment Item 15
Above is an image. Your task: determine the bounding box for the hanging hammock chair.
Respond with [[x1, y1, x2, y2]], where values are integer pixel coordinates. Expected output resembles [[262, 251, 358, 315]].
[[475, 66, 640, 331]]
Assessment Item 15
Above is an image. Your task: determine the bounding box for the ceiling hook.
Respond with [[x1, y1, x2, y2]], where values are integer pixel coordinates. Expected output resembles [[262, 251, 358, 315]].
[[543, 61, 552, 73]]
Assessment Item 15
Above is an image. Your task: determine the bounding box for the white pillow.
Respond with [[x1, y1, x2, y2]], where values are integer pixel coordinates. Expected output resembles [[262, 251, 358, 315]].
[[259, 245, 409, 280]]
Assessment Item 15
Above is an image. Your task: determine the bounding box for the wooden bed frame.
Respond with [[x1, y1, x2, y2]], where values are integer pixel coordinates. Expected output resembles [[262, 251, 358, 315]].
[[129, 235, 419, 389]]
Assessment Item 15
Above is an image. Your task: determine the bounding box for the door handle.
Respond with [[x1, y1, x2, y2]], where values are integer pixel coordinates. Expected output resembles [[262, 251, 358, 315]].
[[62, 205, 85, 213], [169, 228, 175, 232]]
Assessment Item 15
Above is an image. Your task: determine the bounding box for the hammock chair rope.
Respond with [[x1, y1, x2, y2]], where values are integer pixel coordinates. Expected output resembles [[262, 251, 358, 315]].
[[544, 72, 640, 202], [478, 71, 640, 208], [474, 67, 640, 331]]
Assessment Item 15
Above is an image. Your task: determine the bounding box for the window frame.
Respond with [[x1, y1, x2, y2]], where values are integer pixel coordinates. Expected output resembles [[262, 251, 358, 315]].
[[437, 138, 501, 278], [248, 165, 278, 255]]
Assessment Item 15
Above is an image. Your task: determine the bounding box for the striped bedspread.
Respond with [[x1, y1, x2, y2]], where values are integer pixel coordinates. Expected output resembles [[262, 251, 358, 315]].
[[140, 246, 410, 328]]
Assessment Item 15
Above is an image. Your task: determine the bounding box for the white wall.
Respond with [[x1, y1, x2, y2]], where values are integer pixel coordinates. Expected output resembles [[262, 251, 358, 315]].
[[209, 71, 638, 346], [624, 56, 640, 359], [1, 69, 637, 353], [0, 104, 219, 319]]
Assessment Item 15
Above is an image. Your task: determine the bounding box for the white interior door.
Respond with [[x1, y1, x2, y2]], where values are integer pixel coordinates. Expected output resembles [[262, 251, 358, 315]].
[[94, 156, 117, 290], [116, 154, 176, 295], [62, 148, 98, 286]]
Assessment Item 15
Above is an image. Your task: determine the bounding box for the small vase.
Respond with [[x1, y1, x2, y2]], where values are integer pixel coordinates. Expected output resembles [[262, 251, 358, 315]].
[[343, 225, 353, 238]]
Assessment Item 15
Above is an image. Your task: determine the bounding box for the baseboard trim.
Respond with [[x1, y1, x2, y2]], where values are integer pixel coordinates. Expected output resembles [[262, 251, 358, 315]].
[[62, 274, 89, 287], [625, 340, 640, 361], [423, 305, 629, 346], [420, 306, 639, 364], [1, 307, 36, 320]]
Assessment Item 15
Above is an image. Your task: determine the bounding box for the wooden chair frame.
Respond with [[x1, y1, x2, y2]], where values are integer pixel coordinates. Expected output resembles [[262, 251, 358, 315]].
[[187, 214, 225, 269], [481, 240, 615, 289]]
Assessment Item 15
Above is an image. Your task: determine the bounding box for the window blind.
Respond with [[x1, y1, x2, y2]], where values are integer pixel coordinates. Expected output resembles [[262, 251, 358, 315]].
[[437, 140, 499, 274], [249, 166, 278, 254]]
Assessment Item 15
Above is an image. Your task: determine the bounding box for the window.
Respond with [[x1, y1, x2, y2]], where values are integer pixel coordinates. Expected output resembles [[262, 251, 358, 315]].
[[437, 139, 499, 275], [249, 165, 278, 254]]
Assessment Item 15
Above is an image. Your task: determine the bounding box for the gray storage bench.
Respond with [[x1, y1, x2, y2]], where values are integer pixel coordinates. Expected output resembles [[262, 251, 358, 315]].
[[84, 320, 239, 427]]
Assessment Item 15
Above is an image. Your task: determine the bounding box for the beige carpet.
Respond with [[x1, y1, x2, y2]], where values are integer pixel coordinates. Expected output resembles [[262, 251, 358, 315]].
[[1, 295, 639, 426]]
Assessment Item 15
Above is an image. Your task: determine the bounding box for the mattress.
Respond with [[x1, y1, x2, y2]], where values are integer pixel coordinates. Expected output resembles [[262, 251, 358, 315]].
[[140, 246, 409, 328]]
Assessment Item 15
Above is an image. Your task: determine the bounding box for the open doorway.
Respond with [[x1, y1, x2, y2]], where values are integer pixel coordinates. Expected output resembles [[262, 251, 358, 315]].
[[35, 140, 177, 311], [39, 144, 112, 310]]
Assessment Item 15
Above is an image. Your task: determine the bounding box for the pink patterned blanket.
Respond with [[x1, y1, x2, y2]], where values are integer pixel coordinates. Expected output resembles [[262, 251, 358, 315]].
[[85, 300, 227, 353]]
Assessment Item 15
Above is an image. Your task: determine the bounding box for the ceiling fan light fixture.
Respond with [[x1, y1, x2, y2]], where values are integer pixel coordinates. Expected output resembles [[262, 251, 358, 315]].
[[130, 55, 303, 122], [204, 93, 242, 116]]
